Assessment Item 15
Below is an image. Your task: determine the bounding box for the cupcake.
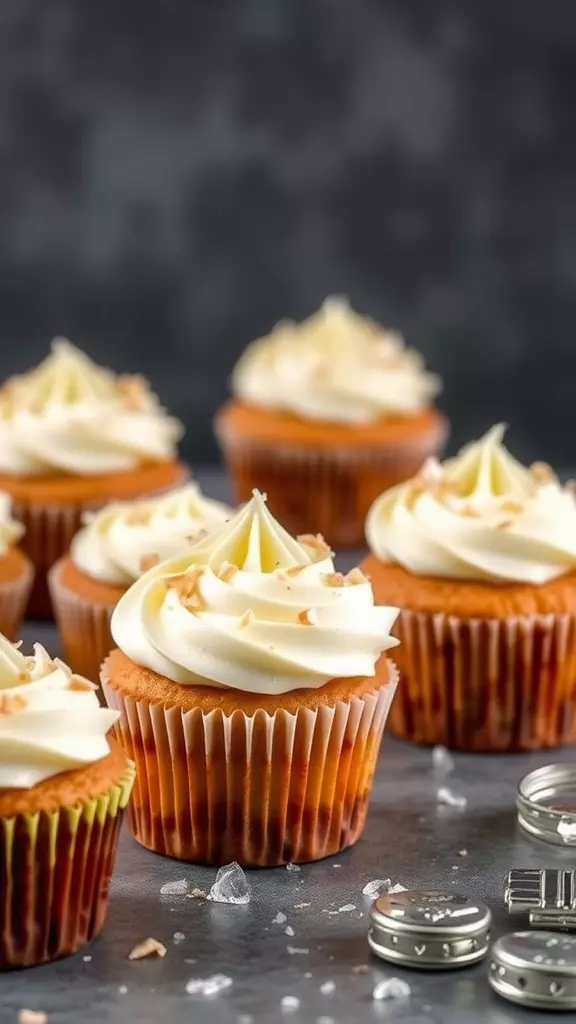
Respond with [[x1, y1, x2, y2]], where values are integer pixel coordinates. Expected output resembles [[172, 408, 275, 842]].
[[363, 424, 576, 753], [0, 633, 133, 968], [214, 297, 448, 547], [0, 338, 187, 618], [49, 483, 234, 683], [101, 491, 399, 866], [0, 491, 34, 639]]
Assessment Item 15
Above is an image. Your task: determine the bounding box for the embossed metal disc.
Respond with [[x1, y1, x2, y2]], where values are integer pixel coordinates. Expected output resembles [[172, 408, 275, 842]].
[[489, 931, 576, 1010]]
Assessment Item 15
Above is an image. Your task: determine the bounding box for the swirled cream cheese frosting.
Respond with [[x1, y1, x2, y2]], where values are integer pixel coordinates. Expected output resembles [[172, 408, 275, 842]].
[[0, 490, 24, 556], [71, 483, 234, 587], [0, 633, 118, 788], [0, 338, 182, 475], [111, 491, 399, 694], [231, 296, 440, 424], [366, 424, 576, 585]]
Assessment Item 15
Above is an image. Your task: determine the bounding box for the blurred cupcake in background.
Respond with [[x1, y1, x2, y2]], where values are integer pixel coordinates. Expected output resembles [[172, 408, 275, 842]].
[[101, 491, 399, 866], [0, 491, 33, 639], [0, 633, 133, 968], [50, 483, 233, 683], [363, 424, 576, 752], [214, 297, 447, 547], [0, 338, 187, 618]]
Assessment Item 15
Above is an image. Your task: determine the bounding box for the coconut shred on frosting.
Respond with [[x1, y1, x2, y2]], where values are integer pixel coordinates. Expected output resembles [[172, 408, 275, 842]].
[[231, 296, 440, 424], [71, 484, 234, 587], [0, 633, 118, 788], [0, 338, 182, 476], [366, 424, 576, 585], [0, 491, 24, 556], [111, 490, 400, 694]]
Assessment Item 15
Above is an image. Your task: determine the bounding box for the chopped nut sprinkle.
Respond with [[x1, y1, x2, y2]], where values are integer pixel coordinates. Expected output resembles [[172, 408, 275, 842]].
[[281, 564, 309, 578], [117, 374, 147, 411], [125, 508, 152, 526], [297, 533, 333, 559], [187, 887, 207, 900], [68, 674, 98, 693], [298, 609, 316, 626], [238, 609, 255, 628], [500, 500, 524, 515], [496, 520, 513, 531], [460, 504, 480, 518], [352, 964, 368, 975], [140, 553, 160, 573], [217, 562, 239, 583], [322, 571, 345, 588], [167, 568, 206, 611], [0, 692, 27, 715], [128, 937, 167, 960], [346, 567, 368, 585], [530, 460, 556, 484], [18, 1012, 47, 1024]]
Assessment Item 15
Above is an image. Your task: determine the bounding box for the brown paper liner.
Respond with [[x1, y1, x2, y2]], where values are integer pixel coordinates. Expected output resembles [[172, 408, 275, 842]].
[[0, 762, 134, 969], [389, 609, 576, 752], [101, 661, 398, 866], [11, 464, 189, 620], [48, 559, 118, 688], [216, 429, 447, 549], [0, 557, 34, 640]]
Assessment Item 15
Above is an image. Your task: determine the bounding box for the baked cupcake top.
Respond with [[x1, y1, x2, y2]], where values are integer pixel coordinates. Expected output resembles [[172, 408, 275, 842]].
[[0, 338, 182, 476], [0, 634, 118, 788], [111, 490, 399, 694], [71, 483, 234, 587], [366, 424, 576, 585], [0, 491, 24, 556], [231, 296, 440, 424]]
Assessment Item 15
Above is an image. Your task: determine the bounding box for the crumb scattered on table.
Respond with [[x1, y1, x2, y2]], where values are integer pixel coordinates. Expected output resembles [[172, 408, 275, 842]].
[[128, 937, 167, 960]]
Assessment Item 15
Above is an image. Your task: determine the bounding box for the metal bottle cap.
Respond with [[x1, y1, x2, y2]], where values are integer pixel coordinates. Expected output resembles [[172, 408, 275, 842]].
[[489, 931, 576, 1010], [368, 888, 491, 969], [517, 763, 576, 846]]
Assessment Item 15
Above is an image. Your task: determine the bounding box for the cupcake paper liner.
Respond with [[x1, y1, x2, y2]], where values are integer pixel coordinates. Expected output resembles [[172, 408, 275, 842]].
[[0, 557, 34, 641], [48, 559, 117, 688], [389, 609, 576, 752], [216, 431, 446, 548], [101, 662, 398, 866], [0, 762, 134, 969]]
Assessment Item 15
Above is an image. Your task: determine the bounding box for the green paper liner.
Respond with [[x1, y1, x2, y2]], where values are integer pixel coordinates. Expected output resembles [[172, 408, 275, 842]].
[[0, 761, 134, 969], [48, 558, 118, 688], [101, 659, 398, 867]]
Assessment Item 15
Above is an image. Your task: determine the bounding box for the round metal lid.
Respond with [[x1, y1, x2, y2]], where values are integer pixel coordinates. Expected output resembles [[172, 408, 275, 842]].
[[489, 931, 576, 1010], [517, 763, 576, 846], [368, 888, 491, 969]]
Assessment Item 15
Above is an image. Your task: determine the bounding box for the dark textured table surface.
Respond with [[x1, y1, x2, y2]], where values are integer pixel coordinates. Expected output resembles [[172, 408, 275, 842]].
[[2, 472, 575, 1024]]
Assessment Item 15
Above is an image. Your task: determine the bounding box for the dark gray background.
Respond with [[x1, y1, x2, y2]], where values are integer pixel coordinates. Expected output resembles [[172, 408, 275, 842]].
[[0, 0, 574, 466]]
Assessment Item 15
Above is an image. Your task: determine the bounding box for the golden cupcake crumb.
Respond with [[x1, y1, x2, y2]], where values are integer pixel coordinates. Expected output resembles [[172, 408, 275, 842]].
[[128, 937, 167, 960], [18, 1011, 47, 1024]]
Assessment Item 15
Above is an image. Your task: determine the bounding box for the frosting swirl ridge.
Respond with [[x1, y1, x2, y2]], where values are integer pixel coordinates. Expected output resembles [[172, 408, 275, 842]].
[[0, 338, 182, 475], [71, 483, 234, 586], [0, 634, 118, 788], [111, 491, 399, 694], [231, 296, 440, 424], [366, 424, 576, 584]]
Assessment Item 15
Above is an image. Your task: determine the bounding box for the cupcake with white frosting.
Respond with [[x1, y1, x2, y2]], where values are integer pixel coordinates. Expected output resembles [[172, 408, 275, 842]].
[[363, 424, 576, 752], [0, 633, 133, 967], [49, 483, 233, 683], [0, 490, 34, 639], [214, 296, 447, 547], [101, 491, 399, 866], [0, 338, 187, 617]]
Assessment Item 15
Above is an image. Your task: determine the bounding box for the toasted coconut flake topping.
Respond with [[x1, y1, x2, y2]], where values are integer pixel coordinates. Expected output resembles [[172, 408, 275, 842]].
[[298, 609, 317, 626], [128, 937, 167, 961], [167, 567, 206, 611], [217, 561, 239, 583], [297, 532, 334, 559], [140, 552, 160, 573], [0, 692, 28, 715]]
